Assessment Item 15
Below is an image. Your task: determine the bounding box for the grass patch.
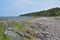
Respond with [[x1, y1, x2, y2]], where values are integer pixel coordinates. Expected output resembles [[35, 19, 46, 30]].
[[24, 37, 31, 40], [11, 22, 23, 29], [0, 26, 11, 40], [21, 20, 31, 26]]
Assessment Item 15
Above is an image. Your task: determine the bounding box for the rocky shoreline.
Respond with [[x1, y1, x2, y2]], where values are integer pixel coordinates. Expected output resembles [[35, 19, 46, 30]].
[[0, 17, 60, 40]]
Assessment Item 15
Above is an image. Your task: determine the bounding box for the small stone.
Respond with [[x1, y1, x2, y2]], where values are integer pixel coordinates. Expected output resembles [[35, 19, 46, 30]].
[[56, 37, 60, 40]]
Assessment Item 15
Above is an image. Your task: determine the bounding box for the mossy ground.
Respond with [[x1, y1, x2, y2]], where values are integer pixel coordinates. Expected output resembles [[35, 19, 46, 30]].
[[0, 20, 35, 40], [0, 26, 11, 40]]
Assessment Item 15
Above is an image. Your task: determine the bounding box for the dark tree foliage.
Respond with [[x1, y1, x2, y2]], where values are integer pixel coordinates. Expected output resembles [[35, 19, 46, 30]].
[[20, 7, 60, 17]]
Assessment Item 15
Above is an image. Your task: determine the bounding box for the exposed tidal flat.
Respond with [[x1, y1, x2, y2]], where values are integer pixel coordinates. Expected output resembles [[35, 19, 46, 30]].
[[0, 16, 60, 40]]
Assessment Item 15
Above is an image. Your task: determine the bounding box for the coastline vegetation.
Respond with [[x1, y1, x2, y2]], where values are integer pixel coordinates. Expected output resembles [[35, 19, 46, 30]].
[[0, 19, 32, 40], [20, 7, 60, 17], [0, 26, 11, 40]]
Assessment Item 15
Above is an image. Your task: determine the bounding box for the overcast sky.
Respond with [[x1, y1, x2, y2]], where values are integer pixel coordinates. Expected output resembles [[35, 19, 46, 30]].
[[0, 0, 60, 16]]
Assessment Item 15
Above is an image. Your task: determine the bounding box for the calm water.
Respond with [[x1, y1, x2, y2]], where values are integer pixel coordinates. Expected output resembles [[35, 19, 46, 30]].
[[0, 16, 35, 22]]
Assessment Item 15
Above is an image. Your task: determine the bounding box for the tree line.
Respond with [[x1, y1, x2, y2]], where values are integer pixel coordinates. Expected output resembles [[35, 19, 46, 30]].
[[20, 7, 60, 17]]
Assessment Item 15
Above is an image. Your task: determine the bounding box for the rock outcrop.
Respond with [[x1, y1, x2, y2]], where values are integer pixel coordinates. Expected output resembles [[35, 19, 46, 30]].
[[0, 17, 60, 40]]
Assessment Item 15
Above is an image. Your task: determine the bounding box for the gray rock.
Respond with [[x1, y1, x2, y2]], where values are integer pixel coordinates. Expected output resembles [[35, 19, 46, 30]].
[[30, 23, 49, 31], [4, 31, 23, 40]]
